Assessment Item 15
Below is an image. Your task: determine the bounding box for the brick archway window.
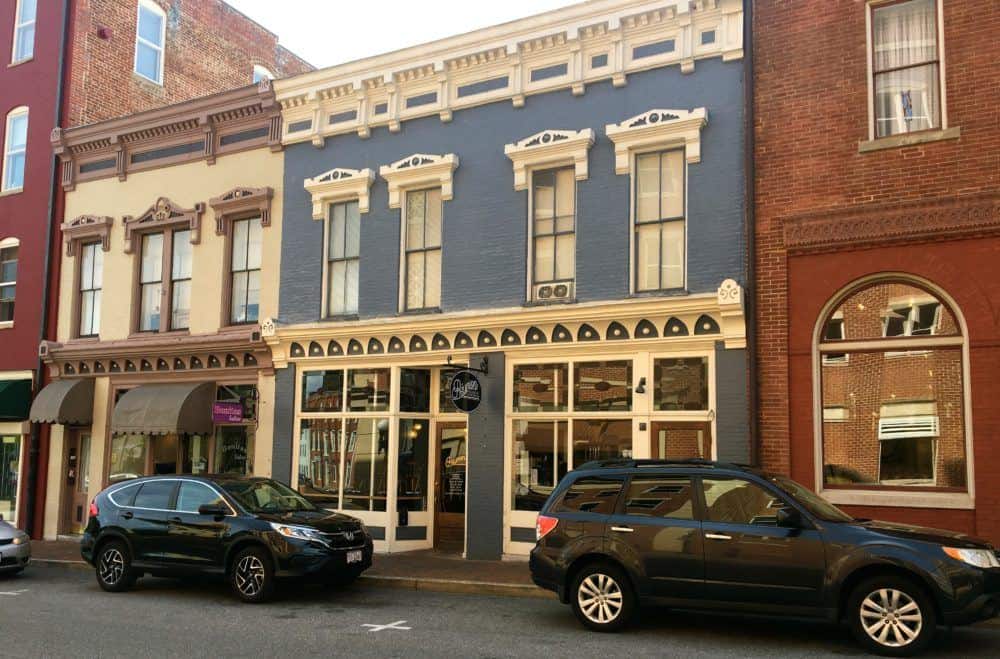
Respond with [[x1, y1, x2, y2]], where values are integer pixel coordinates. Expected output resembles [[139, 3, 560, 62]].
[[815, 276, 970, 503]]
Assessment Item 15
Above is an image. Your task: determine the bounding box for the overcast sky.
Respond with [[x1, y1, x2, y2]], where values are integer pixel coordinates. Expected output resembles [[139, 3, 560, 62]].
[[226, 0, 578, 70]]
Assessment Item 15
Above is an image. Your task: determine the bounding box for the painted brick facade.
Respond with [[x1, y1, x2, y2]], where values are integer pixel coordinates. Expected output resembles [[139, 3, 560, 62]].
[[754, 0, 1000, 540]]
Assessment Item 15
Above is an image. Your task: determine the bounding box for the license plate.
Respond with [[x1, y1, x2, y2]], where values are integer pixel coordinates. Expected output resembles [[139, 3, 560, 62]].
[[346, 550, 363, 564]]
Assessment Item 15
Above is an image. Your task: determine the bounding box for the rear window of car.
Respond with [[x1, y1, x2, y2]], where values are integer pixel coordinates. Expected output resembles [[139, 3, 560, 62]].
[[108, 483, 140, 507], [133, 481, 176, 510], [553, 476, 623, 515]]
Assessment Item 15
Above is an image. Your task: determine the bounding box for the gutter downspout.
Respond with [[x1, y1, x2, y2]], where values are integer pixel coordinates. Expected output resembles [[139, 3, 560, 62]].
[[25, 0, 71, 537], [743, 0, 760, 467]]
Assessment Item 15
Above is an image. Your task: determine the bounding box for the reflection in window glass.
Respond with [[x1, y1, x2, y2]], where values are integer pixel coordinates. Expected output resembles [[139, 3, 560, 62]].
[[0, 436, 22, 522], [108, 434, 147, 482], [623, 476, 694, 519], [342, 418, 388, 511], [653, 357, 708, 411], [397, 420, 429, 512], [214, 426, 254, 475], [513, 363, 567, 412], [176, 482, 224, 513], [301, 371, 344, 412], [572, 419, 632, 467], [297, 419, 342, 507], [574, 361, 632, 411], [347, 369, 390, 412], [827, 281, 958, 341], [701, 478, 782, 526], [554, 476, 623, 515], [512, 420, 567, 511], [400, 368, 431, 413], [134, 480, 174, 509], [437, 425, 467, 514]]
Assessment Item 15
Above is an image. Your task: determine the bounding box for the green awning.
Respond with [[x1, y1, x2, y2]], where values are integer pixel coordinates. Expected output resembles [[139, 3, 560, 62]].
[[0, 379, 32, 421]]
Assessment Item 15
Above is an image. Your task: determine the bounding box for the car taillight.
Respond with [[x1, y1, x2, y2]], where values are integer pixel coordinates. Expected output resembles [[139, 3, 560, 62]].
[[89, 499, 99, 518], [536, 515, 558, 542]]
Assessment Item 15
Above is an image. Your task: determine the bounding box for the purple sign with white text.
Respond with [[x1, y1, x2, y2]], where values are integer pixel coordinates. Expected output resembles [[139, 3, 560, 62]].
[[212, 401, 244, 424]]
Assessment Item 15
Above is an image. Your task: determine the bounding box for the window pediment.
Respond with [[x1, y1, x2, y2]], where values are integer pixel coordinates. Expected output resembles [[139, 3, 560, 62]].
[[606, 108, 708, 174], [379, 153, 459, 209], [504, 129, 594, 191], [122, 197, 205, 253], [303, 167, 374, 219], [209, 186, 274, 234], [62, 215, 114, 257]]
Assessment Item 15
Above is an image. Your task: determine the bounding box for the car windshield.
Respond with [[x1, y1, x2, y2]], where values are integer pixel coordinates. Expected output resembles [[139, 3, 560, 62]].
[[769, 475, 854, 523], [219, 479, 317, 514]]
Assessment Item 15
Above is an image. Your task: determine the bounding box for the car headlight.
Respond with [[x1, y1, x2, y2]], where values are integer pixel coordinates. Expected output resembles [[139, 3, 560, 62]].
[[943, 547, 1000, 569], [12, 535, 28, 546], [269, 522, 323, 542]]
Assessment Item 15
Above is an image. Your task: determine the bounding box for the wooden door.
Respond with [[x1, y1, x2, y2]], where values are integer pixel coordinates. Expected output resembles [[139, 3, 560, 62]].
[[434, 422, 467, 552], [650, 421, 713, 460], [62, 430, 92, 535]]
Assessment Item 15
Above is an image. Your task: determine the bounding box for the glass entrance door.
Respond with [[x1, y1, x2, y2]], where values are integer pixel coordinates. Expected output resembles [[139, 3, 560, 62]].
[[62, 431, 92, 534], [434, 422, 467, 552], [651, 421, 713, 460], [0, 435, 20, 523]]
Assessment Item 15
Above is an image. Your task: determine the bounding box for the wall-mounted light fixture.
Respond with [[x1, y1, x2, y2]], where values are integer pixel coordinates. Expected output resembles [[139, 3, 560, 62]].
[[635, 377, 647, 394]]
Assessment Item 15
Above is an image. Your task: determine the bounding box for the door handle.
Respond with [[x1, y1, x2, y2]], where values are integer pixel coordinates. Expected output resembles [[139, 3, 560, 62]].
[[121, 511, 133, 520], [705, 532, 732, 541], [610, 526, 634, 533], [169, 516, 182, 523]]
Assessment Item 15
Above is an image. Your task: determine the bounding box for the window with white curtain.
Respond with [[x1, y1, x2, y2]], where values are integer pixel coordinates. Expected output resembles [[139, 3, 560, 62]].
[[325, 200, 360, 316], [134, 0, 166, 84], [634, 148, 685, 291], [403, 188, 442, 311], [2, 107, 28, 192], [11, 0, 36, 63], [230, 217, 262, 324], [871, 0, 941, 137], [530, 167, 576, 300], [78, 242, 103, 337]]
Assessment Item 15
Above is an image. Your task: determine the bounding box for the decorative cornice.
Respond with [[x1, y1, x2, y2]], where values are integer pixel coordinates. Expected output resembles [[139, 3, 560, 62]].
[[783, 192, 1000, 255], [606, 108, 708, 173], [122, 197, 205, 254], [379, 154, 459, 209], [208, 186, 274, 234], [61, 215, 114, 257], [274, 0, 743, 146], [303, 167, 375, 218], [504, 129, 595, 191]]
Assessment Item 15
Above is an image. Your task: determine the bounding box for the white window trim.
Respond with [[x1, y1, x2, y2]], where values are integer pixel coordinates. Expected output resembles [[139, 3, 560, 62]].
[[134, 0, 166, 85], [864, 0, 948, 142], [378, 153, 458, 210], [0, 237, 18, 329], [11, 0, 36, 64], [304, 167, 374, 219], [812, 273, 974, 510], [503, 129, 594, 192], [2, 106, 28, 193]]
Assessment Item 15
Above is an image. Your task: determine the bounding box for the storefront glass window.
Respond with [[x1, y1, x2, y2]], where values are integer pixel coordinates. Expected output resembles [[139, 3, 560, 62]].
[[574, 360, 632, 411], [0, 435, 20, 521], [572, 419, 632, 466], [297, 418, 342, 507], [181, 434, 210, 474], [215, 426, 254, 475], [347, 369, 390, 413], [513, 363, 568, 412], [398, 419, 429, 512], [108, 434, 147, 482], [653, 357, 708, 410], [400, 368, 431, 413], [342, 418, 388, 511], [512, 420, 567, 511], [302, 370, 344, 412]]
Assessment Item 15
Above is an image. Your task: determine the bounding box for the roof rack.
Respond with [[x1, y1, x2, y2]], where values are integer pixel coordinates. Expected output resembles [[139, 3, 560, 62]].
[[575, 458, 749, 472]]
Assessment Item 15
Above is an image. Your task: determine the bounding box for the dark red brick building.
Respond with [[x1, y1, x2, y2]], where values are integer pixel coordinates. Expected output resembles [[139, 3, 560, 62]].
[[753, 0, 1000, 540], [0, 0, 311, 534]]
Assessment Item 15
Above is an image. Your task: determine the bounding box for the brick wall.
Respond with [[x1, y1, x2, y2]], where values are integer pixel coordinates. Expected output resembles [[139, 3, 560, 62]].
[[64, 0, 312, 128]]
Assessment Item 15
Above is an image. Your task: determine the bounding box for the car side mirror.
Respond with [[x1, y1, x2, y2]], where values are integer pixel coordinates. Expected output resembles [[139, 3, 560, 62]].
[[198, 504, 227, 517], [776, 507, 802, 528]]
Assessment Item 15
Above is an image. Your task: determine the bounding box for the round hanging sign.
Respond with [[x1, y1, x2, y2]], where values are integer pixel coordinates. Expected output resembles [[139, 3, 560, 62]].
[[449, 370, 482, 413]]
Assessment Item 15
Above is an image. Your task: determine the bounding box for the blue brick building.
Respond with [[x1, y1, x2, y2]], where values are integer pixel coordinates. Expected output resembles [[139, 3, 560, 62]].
[[264, 0, 748, 559]]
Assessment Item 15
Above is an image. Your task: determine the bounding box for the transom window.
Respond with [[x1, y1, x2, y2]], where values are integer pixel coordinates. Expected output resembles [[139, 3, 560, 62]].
[[3, 107, 28, 192], [871, 0, 942, 137], [634, 149, 685, 291], [12, 0, 36, 63], [0, 241, 17, 324], [230, 217, 262, 324], [252, 65, 274, 84], [134, 0, 166, 84], [137, 229, 191, 332], [78, 242, 103, 337], [817, 279, 967, 491], [325, 200, 360, 316], [530, 167, 575, 301], [403, 188, 442, 311]]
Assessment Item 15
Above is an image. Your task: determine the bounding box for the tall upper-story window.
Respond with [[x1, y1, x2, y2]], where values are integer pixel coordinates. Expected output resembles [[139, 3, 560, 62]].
[[403, 188, 442, 311], [78, 242, 103, 337], [230, 217, 262, 324], [0, 239, 17, 325], [871, 0, 942, 138], [138, 230, 190, 332], [325, 201, 360, 316], [11, 0, 36, 63], [635, 149, 685, 292], [530, 167, 576, 302], [134, 0, 166, 84], [170, 229, 192, 329], [252, 65, 274, 84], [2, 107, 28, 192]]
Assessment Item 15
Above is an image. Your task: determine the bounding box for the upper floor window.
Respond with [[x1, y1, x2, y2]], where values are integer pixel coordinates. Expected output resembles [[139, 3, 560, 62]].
[[530, 167, 575, 302], [11, 0, 36, 63], [2, 107, 28, 192], [230, 217, 262, 324], [252, 65, 274, 84], [134, 0, 165, 84], [0, 239, 17, 325], [137, 229, 190, 332], [871, 0, 942, 138], [325, 200, 360, 316], [402, 188, 442, 312], [634, 149, 685, 292], [78, 242, 103, 337]]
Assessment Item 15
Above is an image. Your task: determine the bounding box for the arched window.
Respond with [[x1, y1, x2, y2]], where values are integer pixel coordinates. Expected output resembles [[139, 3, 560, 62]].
[[3, 106, 28, 192], [0, 237, 19, 325], [252, 65, 274, 84], [815, 277, 969, 496]]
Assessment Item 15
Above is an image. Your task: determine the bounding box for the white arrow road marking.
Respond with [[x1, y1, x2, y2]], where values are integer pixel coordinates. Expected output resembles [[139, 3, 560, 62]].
[[361, 620, 411, 632], [0, 589, 28, 596]]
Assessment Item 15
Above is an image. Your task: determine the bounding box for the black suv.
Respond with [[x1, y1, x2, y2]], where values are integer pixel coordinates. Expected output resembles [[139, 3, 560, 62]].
[[529, 459, 1000, 656], [81, 475, 373, 602]]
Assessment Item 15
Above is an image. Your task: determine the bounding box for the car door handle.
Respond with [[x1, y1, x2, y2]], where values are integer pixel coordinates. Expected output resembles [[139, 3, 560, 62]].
[[610, 526, 634, 533], [169, 516, 182, 523], [121, 511, 133, 520], [705, 532, 732, 541]]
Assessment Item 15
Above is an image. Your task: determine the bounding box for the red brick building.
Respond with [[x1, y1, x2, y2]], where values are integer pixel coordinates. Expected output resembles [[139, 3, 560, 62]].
[[0, 0, 310, 534], [753, 0, 1000, 540]]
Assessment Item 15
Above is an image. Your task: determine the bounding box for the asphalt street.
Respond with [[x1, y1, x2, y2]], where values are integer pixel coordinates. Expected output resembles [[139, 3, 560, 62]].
[[2, 565, 1000, 658]]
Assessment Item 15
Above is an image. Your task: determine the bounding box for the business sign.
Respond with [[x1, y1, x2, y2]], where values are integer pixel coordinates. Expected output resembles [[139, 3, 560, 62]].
[[212, 401, 244, 424], [449, 370, 482, 413]]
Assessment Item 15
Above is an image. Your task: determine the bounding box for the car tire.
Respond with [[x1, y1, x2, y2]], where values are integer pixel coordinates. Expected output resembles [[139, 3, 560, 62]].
[[95, 540, 136, 593], [570, 562, 636, 632], [847, 575, 936, 657], [230, 546, 275, 603]]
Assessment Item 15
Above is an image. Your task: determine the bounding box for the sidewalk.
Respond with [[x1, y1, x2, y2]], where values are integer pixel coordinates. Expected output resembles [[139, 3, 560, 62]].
[[30, 540, 552, 599]]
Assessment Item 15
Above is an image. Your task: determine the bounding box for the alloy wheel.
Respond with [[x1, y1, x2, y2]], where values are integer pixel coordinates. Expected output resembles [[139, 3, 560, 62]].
[[860, 587, 923, 648], [577, 573, 624, 624], [99, 548, 125, 585], [235, 555, 266, 597]]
